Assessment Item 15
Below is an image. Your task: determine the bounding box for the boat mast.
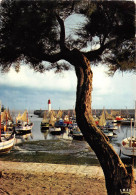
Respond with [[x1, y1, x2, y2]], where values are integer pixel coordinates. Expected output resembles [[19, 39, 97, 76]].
[[130, 118, 132, 147], [0, 101, 1, 140], [134, 101, 136, 139], [5, 108, 8, 131], [132, 101, 136, 165], [27, 110, 28, 124]]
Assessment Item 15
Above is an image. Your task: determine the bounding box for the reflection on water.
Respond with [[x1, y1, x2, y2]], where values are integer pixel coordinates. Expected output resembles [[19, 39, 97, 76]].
[[15, 133, 33, 144], [0, 114, 136, 166]]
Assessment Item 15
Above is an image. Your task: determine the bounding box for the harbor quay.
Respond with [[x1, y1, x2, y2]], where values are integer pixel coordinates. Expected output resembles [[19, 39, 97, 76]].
[[0, 161, 136, 195]]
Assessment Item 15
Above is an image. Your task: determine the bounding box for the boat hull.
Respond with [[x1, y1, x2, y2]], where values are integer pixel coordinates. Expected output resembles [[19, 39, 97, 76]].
[[121, 146, 136, 157], [41, 126, 49, 131], [0, 136, 15, 154], [121, 137, 136, 157], [15, 129, 32, 135], [49, 127, 62, 135], [121, 120, 134, 126], [72, 134, 84, 141], [15, 125, 33, 135]]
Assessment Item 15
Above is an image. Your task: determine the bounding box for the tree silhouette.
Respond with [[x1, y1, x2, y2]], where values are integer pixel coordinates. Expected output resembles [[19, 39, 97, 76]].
[[0, 1, 135, 194]]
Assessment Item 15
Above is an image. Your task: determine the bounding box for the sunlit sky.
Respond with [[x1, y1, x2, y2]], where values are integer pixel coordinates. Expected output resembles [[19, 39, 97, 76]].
[[0, 10, 135, 111]]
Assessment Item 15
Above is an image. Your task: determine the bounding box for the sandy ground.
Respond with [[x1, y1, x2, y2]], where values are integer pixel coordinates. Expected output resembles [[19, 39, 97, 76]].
[[0, 161, 136, 195]]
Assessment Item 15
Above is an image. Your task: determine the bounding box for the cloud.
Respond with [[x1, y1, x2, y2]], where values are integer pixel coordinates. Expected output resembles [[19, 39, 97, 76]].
[[92, 66, 113, 95], [0, 64, 135, 110], [91, 66, 136, 109], [0, 66, 77, 92]]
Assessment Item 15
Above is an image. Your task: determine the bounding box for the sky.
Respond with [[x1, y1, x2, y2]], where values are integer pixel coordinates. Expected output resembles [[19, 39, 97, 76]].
[[0, 64, 135, 111], [0, 8, 135, 111]]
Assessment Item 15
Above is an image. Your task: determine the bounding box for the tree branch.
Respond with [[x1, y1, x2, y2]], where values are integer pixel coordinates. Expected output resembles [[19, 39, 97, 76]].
[[82, 38, 116, 61], [42, 52, 63, 63], [55, 14, 66, 51], [42, 38, 116, 67]]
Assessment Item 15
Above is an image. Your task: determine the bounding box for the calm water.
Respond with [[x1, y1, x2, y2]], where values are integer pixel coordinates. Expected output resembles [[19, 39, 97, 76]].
[[0, 113, 136, 166]]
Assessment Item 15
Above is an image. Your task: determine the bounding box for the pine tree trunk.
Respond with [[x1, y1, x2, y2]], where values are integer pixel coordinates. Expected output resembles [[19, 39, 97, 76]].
[[70, 49, 133, 195]]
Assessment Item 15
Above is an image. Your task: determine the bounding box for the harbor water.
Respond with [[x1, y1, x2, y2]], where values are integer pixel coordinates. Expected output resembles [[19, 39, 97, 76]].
[[0, 112, 136, 167]]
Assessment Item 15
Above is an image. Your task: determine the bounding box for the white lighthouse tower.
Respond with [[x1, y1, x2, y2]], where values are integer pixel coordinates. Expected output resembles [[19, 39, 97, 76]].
[[48, 99, 51, 112]]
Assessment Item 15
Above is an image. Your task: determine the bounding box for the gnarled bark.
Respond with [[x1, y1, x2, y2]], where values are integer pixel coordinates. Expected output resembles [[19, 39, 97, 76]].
[[70, 49, 133, 195]]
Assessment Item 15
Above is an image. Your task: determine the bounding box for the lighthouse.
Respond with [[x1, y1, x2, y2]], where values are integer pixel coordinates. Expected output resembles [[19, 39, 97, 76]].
[[48, 99, 51, 112]]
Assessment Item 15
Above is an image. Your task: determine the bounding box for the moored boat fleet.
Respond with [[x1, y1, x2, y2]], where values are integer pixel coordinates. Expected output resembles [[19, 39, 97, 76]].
[[0, 102, 33, 154], [0, 99, 136, 159], [40, 106, 136, 151]]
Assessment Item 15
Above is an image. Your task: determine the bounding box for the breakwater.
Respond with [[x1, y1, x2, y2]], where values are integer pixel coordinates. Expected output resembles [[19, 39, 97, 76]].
[[34, 109, 135, 118]]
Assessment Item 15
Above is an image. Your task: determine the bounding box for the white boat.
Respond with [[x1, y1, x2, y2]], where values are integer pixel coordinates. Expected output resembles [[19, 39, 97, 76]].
[[104, 122, 118, 131], [121, 118, 134, 126], [121, 137, 136, 157], [0, 101, 15, 154], [98, 109, 107, 127], [15, 121, 33, 134], [101, 129, 114, 139], [41, 111, 50, 130], [49, 127, 62, 135], [72, 127, 84, 141], [68, 124, 84, 141], [55, 118, 67, 130], [15, 110, 33, 135], [0, 135, 15, 154], [110, 119, 117, 123], [98, 109, 115, 139], [0, 108, 14, 132], [120, 102, 136, 157]]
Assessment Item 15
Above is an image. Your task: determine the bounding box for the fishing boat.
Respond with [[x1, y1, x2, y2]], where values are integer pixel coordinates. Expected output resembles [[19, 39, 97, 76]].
[[49, 117, 66, 135], [71, 127, 84, 141], [0, 134, 15, 154], [104, 110, 116, 122], [104, 121, 118, 131], [49, 127, 62, 135], [48, 110, 56, 127], [64, 114, 72, 126], [115, 116, 124, 123], [101, 129, 114, 140], [68, 122, 84, 141], [0, 102, 15, 154], [121, 137, 136, 157], [0, 108, 14, 132], [98, 109, 116, 139], [15, 110, 33, 135], [41, 111, 49, 130], [55, 118, 67, 130], [41, 120, 49, 131], [98, 109, 107, 128], [93, 115, 99, 125], [41, 110, 57, 131], [121, 118, 134, 126], [120, 103, 136, 157]]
